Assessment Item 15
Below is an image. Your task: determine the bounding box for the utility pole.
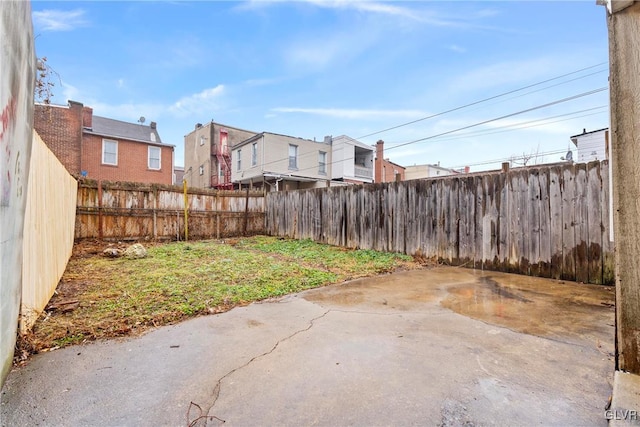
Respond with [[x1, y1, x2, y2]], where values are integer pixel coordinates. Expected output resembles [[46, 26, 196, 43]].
[[607, 0, 640, 375]]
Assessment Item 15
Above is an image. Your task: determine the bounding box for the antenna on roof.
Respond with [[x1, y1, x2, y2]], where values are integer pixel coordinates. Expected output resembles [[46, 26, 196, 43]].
[[138, 116, 145, 124]]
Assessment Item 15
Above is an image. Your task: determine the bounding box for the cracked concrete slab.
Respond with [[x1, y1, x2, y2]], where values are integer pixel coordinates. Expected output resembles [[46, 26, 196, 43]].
[[1, 267, 615, 426]]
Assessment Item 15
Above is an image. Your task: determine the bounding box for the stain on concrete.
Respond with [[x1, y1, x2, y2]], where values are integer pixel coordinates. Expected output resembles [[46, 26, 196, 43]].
[[304, 267, 615, 353], [303, 270, 441, 310], [441, 270, 615, 351], [246, 319, 263, 327]]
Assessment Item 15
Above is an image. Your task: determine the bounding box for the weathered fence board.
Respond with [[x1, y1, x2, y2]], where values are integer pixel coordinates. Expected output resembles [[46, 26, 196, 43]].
[[266, 161, 614, 285], [76, 180, 265, 240]]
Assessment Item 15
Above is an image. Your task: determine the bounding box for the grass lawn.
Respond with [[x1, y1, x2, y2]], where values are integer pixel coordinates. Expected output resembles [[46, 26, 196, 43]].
[[18, 236, 417, 358]]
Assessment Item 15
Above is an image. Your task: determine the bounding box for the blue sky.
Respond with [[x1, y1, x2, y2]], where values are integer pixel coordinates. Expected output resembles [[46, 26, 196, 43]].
[[31, 1, 610, 171]]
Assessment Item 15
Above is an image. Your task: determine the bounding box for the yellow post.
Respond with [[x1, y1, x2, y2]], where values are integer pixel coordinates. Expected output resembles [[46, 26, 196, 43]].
[[183, 178, 188, 241]]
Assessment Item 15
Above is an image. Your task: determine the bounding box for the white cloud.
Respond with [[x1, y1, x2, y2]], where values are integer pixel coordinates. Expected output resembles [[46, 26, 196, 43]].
[[244, 77, 283, 87], [57, 84, 226, 123], [169, 85, 226, 117], [272, 107, 428, 120], [284, 26, 379, 69], [449, 57, 557, 93], [448, 44, 466, 54], [240, 0, 499, 28], [33, 9, 88, 32], [61, 82, 81, 103]]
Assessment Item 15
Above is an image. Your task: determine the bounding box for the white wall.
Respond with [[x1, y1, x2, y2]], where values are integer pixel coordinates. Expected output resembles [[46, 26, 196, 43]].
[[575, 130, 608, 163], [0, 1, 35, 386]]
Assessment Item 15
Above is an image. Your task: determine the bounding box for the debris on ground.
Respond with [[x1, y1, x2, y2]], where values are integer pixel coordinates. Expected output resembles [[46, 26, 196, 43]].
[[124, 243, 147, 259]]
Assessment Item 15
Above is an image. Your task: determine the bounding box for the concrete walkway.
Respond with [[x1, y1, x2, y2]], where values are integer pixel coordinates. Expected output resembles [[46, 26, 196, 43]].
[[1, 267, 615, 426]]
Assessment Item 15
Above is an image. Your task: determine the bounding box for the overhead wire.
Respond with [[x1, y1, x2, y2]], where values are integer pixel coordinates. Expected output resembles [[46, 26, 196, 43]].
[[385, 105, 607, 144], [383, 87, 608, 152], [230, 63, 610, 180], [355, 62, 608, 140]]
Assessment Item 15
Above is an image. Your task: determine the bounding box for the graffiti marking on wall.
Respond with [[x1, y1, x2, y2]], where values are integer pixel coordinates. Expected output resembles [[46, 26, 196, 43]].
[[0, 96, 17, 206]]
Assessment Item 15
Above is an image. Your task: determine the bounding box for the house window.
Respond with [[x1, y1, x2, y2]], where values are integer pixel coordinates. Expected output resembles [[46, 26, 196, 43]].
[[219, 162, 224, 177], [237, 149, 242, 171], [199, 165, 204, 175], [199, 135, 205, 146], [289, 144, 298, 169], [102, 139, 118, 166], [251, 143, 258, 166], [148, 146, 161, 170], [318, 151, 327, 174]]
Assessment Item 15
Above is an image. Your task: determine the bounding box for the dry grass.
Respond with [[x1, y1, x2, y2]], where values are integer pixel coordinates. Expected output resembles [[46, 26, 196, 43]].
[[16, 236, 417, 361]]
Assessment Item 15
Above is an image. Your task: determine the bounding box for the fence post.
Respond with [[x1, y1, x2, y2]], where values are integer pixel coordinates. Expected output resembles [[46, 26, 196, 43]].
[[243, 187, 250, 235], [152, 186, 158, 240], [98, 180, 103, 240], [183, 179, 188, 241]]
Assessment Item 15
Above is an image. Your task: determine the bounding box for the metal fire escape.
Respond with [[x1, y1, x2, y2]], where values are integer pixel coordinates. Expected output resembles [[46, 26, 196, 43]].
[[211, 131, 234, 190]]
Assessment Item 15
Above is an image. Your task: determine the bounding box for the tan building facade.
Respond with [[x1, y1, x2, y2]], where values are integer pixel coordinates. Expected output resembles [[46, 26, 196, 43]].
[[232, 132, 332, 191], [184, 121, 257, 189]]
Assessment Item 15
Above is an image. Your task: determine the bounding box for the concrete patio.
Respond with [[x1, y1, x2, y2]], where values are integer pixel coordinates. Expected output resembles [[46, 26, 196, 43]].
[[1, 267, 615, 426]]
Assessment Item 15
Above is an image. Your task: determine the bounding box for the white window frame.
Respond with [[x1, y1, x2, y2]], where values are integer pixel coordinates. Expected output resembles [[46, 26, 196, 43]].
[[102, 139, 118, 166], [289, 144, 298, 170], [318, 151, 327, 174], [199, 135, 205, 146], [148, 146, 161, 170], [237, 149, 242, 171], [251, 143, 258, 166]]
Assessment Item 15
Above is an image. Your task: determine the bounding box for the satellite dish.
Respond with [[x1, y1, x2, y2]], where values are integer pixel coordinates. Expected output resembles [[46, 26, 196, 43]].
[[565, 150, 573, 162], [138, 116, 146, 124]]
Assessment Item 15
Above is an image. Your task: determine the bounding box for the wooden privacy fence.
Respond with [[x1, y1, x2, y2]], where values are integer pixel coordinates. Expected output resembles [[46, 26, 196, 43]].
[[76, 180, 265, 240], [21, 131, 78, 333], [266, 161, 614, 285]]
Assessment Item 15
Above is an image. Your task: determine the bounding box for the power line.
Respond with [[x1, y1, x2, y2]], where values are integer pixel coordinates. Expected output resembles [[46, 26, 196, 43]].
[[386, 105, 607, 144], [384, 87, 608, 152], [445, 148, 570, 170], [275, 107, 606, 177], [356, 62, 608, 140], [239, 87, 606, 175]]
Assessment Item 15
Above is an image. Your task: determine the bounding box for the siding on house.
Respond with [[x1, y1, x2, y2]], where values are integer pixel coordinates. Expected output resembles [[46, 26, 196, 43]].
[[570, 128, 609, 163], [405, 164, 461, 180], [330, 135, 375, 183], [232, 132, 332, 189]]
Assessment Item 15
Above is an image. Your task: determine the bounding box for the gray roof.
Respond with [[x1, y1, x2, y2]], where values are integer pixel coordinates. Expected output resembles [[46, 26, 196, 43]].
[[85, 116, 170, 146]]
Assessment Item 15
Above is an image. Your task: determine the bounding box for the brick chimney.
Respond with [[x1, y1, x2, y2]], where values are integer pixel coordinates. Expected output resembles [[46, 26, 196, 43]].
[[464, 166, 470, 174], [150, 121, 157, 129], [375, 140, 384, 183], [82, 106, 93, 129]]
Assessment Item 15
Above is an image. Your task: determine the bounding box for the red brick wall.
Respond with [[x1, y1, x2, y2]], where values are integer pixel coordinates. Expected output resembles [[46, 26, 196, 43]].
[[33, 102, 82, 175], [374, 139, 405, 183], [81, 134, 173, 185], [379, 160, 405, 183]]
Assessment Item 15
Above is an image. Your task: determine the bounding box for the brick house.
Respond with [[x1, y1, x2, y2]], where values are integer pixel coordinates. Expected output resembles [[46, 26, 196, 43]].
[[34, 100, 174, 185], [374, 140, 405, 183]]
